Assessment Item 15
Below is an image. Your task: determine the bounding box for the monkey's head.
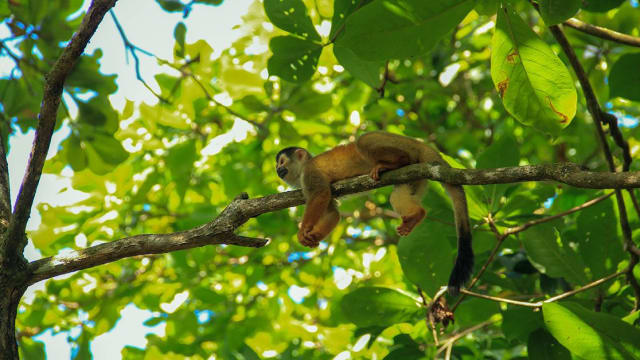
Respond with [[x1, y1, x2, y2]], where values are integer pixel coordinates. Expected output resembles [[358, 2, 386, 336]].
[[275, 146, 311, 188]]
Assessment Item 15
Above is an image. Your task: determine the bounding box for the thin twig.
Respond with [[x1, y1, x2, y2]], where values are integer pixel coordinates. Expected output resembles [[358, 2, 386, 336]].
[[436, 319, 497, 355], [548, 24, 640, 310], [376, 61, 390, 97], [460, 289, 540, 308], [542, 269, 625, 304], [452, 192, 614, 311], [185, 72, 266, 131], [459, 269, 625, 308], [564, 18, 640, 48], [503, 191, 614, 236], [109, 10, 168, 103], [417, 287, 439, 346]]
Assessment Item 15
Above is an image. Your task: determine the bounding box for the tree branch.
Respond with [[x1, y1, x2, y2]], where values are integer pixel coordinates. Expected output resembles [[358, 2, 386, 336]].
[[3, 0, 118, 265], [0, 133, 10, 230], [26, 162, 640, 284], [459, 269, 625, 308], [564, 18, 640, 48], [27, 196, 268, 285]]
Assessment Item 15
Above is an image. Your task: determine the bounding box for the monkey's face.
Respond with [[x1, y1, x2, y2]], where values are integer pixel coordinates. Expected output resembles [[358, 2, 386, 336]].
[[276, 148, 310, 188]]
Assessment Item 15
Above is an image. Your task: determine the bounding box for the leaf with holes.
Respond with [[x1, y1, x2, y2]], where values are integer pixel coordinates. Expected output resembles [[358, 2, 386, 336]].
[[268, 36, 322, 83], [264, 0, 320, 41], [491, 7, 577, 134], [329, 0, 372, 40], [333, 44, 383, 88]]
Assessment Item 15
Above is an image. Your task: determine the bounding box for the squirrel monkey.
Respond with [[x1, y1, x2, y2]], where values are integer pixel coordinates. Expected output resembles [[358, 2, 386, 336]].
[[276, 131, 473, 294]]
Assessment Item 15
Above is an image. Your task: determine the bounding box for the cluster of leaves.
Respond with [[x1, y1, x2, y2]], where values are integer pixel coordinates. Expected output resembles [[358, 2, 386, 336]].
[[2, 0, 640, 358]]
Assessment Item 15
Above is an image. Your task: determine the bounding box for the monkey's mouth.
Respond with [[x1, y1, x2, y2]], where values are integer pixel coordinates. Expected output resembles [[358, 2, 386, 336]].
[[277, 167, 288, 179]]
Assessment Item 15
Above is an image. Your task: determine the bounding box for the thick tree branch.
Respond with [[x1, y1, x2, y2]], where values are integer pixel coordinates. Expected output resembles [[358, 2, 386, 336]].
[[564, 18, 640, 48], [4, 0, 117, 264], [27, 196, 268, 285], [26, 162, 640, 284]]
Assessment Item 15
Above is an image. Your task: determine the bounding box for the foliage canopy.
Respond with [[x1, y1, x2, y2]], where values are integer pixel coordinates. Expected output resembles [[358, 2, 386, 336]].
[[2, 0, 640, 358]]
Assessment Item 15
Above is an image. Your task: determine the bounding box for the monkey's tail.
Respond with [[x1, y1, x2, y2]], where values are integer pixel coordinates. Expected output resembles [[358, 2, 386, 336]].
[[443, 183, 474, 296]]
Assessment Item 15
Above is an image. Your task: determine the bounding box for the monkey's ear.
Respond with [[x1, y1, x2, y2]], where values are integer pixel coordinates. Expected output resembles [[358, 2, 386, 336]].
[[294, 148, 310, 161]]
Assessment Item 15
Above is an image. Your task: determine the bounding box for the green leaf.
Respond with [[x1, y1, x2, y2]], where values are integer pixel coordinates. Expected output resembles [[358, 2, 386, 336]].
[[575, 197, 624, 278], [84, 141, 116, 175], [288, 92, 332, 118], [543, 302, 640, 359], [502, 306, 544, 342], [67, 51, 118, 95], [538, 0, 580, 25], [174, 22, 186, 58], [491, 6, 577, 134], [76, 96, 119, 134], [166, 139, 198, 200], [382, 334, 424, 360], [18, 338, 45, 360], [155, 0, 185, 12], [623, 310, 640, 326], [527, 328, 571, 360], [581, 0, 625, 12], [397, 219, 454, 294], [333, 44, 383, 88], [454, 297, 499, 327], [65, 135, 87, 172], [329, 0, 372, 40], [263, 0, 320, 41], [476, 134, 519, 211], [140, 103, 189, 130], [336, 0, 474, 61], [475, 0, 498, 16], [340, 287, 421, 328], [89, 133, 129, 165], [521, 223, 587, 285], [268, 36, 322, 83], [609, 52, 640, 102]]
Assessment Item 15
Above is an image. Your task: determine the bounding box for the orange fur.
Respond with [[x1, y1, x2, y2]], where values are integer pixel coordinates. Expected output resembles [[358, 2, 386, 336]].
[[276, 131, 474, 294]]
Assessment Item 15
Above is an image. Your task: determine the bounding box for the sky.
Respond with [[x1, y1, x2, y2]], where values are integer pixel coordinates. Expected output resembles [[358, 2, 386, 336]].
[[3, 0, 254, 358]]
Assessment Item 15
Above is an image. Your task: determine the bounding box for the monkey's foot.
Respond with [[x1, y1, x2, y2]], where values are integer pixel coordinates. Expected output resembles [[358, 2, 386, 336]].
[[369, 164, 386, 181], [397, 209, 426, 236], [298, 228, 320, 248]]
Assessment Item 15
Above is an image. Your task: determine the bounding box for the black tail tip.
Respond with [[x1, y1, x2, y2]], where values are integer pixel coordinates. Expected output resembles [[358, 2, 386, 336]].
[[447, 247, 474, 297]]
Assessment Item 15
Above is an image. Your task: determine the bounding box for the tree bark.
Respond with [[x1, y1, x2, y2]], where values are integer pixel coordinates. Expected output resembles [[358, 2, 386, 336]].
[[0, 264, 27, 360]]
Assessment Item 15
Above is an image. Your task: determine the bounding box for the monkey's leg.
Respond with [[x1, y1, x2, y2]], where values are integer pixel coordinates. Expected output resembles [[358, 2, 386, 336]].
[[305, 200, 340, 245], [356, 134, 416, 180], [390, 181, 427, 236]]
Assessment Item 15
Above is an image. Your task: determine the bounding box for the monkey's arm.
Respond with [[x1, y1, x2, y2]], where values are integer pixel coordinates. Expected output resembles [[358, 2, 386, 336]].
[[298, 164, 332, 247]]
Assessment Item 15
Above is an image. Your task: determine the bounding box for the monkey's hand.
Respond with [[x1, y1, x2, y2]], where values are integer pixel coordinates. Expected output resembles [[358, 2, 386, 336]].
[[369, 163, 386, 181], [297, 226, 320, 248]]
